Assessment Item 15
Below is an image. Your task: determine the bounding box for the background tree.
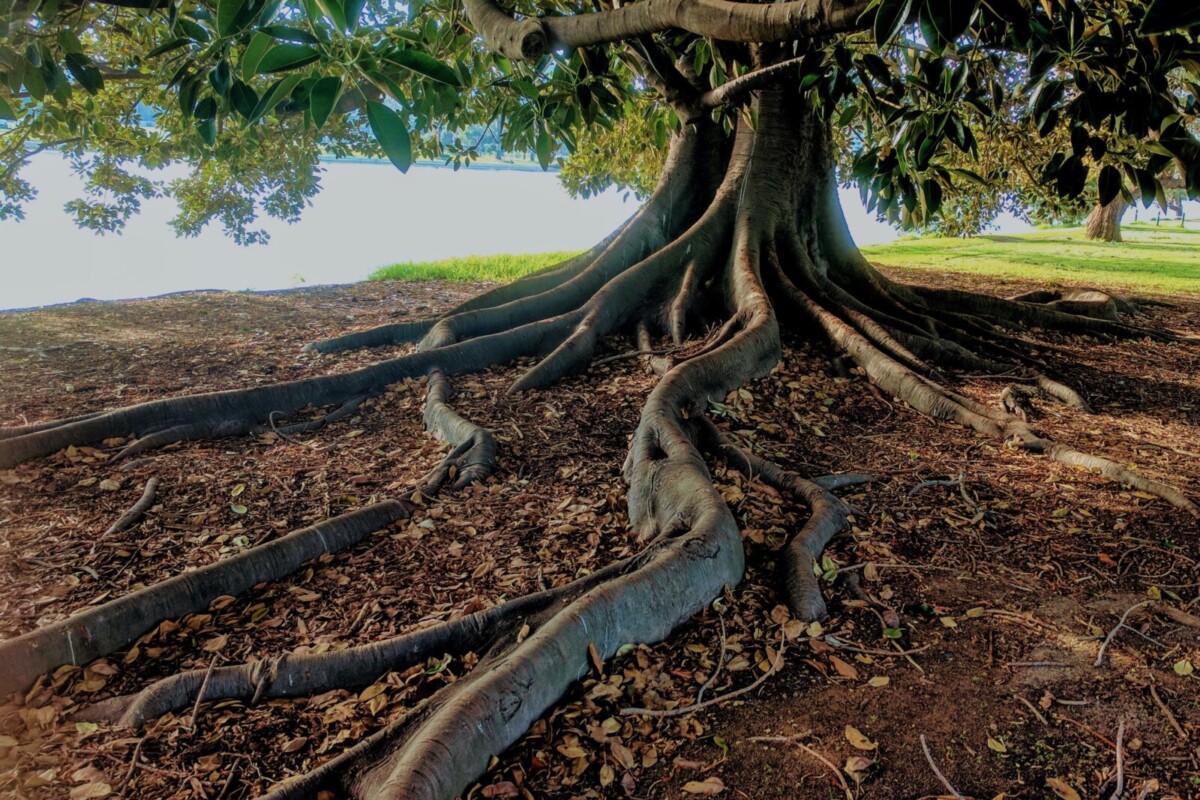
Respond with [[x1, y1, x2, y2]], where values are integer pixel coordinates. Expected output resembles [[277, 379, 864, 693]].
[[2, 1, 1200, 798]]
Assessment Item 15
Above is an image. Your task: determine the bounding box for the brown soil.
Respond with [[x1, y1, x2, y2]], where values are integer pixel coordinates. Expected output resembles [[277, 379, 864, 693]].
[[0, 273, 1197, 800]]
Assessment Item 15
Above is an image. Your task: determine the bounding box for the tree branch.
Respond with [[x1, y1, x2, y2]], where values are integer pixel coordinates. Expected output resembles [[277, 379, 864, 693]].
[[700, 55, 806, 107], [463, 0, 873, 60]]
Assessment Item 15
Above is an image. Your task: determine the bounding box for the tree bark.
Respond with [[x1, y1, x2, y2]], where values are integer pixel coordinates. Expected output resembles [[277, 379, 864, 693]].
[[1085, 195, 1129, 242]]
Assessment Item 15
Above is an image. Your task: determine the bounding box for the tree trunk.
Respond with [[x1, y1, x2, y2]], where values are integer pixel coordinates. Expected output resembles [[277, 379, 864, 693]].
[[1, 73, 1193, 800], [1085, 194, 1128, 242]]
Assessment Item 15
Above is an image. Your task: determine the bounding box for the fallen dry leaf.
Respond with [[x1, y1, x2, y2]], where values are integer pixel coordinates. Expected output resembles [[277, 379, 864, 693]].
[[682, 777, 726, 795], [845, 725, 877, 751], [1045, 777, 1080, 800]]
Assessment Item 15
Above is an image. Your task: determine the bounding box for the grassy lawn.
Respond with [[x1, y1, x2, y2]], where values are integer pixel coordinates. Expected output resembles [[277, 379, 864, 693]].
[[369, 223, 1200, 295], [370, 251, 580, 283], [861, 222, 1200, 295]]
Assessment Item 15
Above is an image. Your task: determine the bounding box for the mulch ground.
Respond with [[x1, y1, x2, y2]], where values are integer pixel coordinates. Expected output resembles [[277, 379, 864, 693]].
[[0, 272, 1197, 800]]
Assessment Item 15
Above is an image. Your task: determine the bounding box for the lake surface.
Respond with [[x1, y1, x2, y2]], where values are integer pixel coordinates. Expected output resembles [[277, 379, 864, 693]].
[[2, 153, 907, 310]]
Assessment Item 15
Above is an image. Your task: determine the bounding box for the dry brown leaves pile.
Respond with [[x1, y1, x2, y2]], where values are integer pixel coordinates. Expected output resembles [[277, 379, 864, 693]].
[[0, 273, 1197, 800]]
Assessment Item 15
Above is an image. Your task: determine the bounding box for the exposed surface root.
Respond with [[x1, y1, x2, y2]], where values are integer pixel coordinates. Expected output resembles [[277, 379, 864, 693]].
[[697, 417, 858, 620], [0, 501, 408, 696], [103, 477, 159, 536], [765, 239, 1196, 517], [76, 579, 570, 727]]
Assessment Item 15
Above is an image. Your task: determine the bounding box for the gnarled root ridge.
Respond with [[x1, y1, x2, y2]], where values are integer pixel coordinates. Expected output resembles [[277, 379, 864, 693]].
[[0, 502, 408, 697]]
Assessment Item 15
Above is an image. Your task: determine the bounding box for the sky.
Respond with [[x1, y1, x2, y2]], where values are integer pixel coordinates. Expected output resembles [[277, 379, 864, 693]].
[[0, 152, 1004, 310]]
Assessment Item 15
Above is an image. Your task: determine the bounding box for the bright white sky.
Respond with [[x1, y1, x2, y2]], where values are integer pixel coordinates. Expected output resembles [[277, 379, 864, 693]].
[[0, 153, 1025, 310]]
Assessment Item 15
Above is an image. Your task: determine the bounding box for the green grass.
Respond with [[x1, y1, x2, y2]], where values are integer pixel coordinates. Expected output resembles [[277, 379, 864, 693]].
[[861, 222, 1200, 295], [368, 223, 1200, 295], [369, 251, 581, 283]]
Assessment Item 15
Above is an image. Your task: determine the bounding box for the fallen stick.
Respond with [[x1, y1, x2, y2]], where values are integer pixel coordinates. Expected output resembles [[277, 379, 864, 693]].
[[1155, 604, 1200, 630], [105, 477, 159, 536], [1095, 600, 1155, 667], [622, 633, 784, 718], [748, 733, 852, 800], [1148, 682, 1186, 740], [187, 655, 219, 730], [920, 734, 964, 800]]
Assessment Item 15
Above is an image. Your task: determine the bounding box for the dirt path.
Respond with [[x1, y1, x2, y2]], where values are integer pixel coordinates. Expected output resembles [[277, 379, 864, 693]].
[[1, 275, 1197, 800]]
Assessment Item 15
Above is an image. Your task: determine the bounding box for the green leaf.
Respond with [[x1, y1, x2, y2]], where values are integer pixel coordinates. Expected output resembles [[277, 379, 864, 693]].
[[535, 129, 552, 169], [209, 60, 231, 96], [179, 77, 200, 117], [256, 44, 320, 74], [0, 96, 16, 120], [381, 48, 460, 87], [197, 116, 217, 145], [194, 96, 217, 120], [240, 33, 274, 81], [314, 0, 347, 31], [309, 75, 341, 128], [1140, 0, 1200, 34], [923, 0, 976, 47], [247, 72, 303, 123], [63, 52, 103, 94], [1134, 167, 1157, 208], [1097, 165, 1122, 207], [229, 80, 259, 118], [216, 0, 248, 36], [261, 24, 320, 44], [148, 37, 192, 58], [366, 101, 411, 172], [874, 0, 913, 46], [342, 0, 366, 31]]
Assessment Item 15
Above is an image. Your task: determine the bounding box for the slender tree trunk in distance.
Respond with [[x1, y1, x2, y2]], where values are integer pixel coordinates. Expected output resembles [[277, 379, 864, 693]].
[[1085, 194, 1129, 241]]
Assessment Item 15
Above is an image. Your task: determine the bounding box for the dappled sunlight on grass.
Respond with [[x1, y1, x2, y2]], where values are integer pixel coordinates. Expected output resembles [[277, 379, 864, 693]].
[[862, 223, 1200, 294], [368, 251, 582, 283]]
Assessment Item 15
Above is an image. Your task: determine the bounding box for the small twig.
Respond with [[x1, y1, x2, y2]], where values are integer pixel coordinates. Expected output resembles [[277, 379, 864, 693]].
[[119, 736, 148, 790], [748, 734, 852, 800], [908, 476, 962, 497], [1006, 661, 1072, 668], [267, 410, 308, 447], [1094, 601, 1155, 667], [105, 477, 159, 535], [891, 638, 926, 675], [694, 613, 727, 705], [188, 655, 219, 730], [623, 632, 784, 718], [214, 754, 243, 800], [920, 734, 964, 800], [1155, 604, 1200, 630], [1114, 719, 1126, 800], [592, 345, 684, 367], [1013, 694, 1049, 726], [1054, 713, 1117, 748], [1148, 681, 1186, 740], [825, 639, 931, 658], [835, 562, 955, 575]]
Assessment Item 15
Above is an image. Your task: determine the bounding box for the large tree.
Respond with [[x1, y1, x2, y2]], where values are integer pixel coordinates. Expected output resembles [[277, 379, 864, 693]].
[[2, 0, 1199, 798]]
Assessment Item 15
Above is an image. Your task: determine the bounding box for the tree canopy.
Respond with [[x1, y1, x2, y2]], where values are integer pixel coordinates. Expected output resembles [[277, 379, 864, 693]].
[[2, 0, 1199, 240]]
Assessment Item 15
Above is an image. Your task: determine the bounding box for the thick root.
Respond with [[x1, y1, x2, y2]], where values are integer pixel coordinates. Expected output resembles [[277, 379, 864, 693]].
[[0, 502, 408, 696], [767, 252, 1198, 517], [0, 310, 582, 469], [697, 417, 861, 621]]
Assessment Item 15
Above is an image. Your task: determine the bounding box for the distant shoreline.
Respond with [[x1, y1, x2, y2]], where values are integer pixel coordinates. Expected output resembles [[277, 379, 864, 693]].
[[320, 155, 557, 173]]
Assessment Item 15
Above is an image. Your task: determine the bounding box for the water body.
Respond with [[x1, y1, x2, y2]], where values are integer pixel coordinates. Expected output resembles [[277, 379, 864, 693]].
[[1, 153, 908, 310]]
